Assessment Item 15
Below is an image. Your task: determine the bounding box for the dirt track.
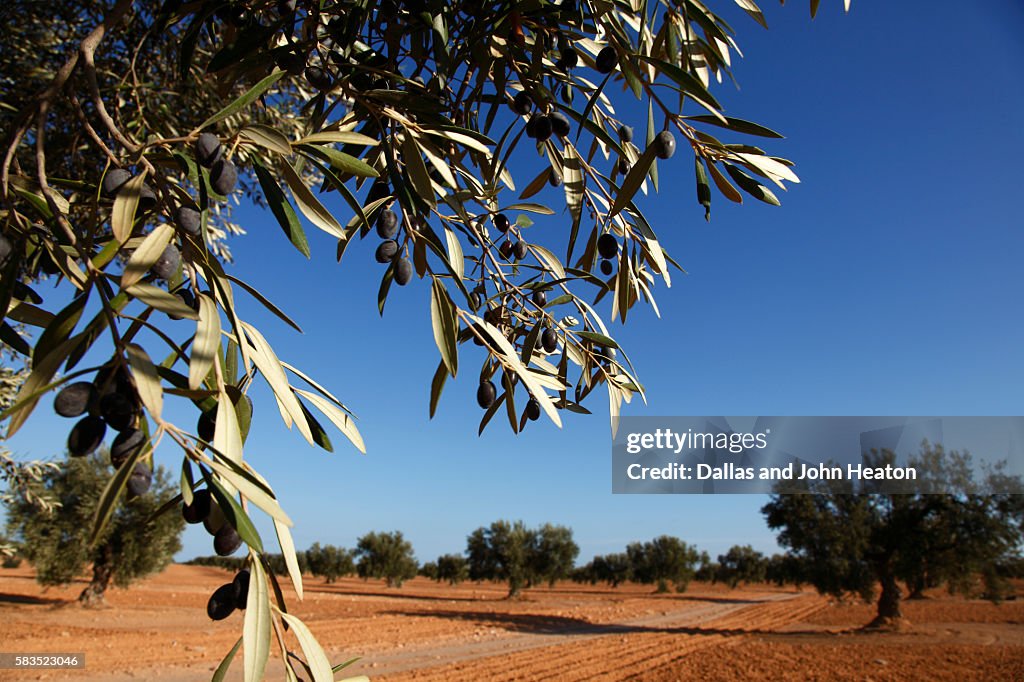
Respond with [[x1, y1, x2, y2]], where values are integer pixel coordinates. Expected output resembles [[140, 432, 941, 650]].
[[0, 565, 1021, 681]]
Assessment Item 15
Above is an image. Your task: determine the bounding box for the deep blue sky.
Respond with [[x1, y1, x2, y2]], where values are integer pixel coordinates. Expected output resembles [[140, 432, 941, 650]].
[[6, 1, 1023, 566]]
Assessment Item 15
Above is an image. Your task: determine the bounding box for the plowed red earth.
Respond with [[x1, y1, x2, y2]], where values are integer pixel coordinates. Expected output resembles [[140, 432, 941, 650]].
[[0, 565, 1021, 681]]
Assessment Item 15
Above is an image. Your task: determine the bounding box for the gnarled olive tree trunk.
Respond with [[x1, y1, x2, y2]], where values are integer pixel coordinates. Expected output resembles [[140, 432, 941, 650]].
[[78, 543, 114, 606], [868, 559, 904, 627]]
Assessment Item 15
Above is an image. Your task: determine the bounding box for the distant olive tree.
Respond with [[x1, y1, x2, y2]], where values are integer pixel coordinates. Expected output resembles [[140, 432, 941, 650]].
[[436, 553, 469, 586], [528, 523, 579, 587], [355, 531, 418, 587], [305, 542, 355, 583], [575, 552, 633, 587], [715, 545, 768, 587], [5, 451, 183, 604], [626, 536, 703, 593], [764, 444, 1024, 627], [467, 520, 577, 597]]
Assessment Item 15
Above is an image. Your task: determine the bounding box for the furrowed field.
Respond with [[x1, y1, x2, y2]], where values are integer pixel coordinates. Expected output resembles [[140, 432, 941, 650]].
[[1, 564, 1021, 681]]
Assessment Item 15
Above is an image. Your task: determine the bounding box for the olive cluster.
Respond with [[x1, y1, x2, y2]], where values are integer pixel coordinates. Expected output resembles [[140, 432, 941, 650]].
[[172, 133, 237, 245], [207, 568, 251, 621], [101, 170, 174, 281], [513, 93, 573, 144], [492, 213, 533, 264], [182, 488, 244, 558], [476, 378, 541, 422], [54, 364, 152, 496], [597, 234, 618, 276], [372, 195, 413, 286]]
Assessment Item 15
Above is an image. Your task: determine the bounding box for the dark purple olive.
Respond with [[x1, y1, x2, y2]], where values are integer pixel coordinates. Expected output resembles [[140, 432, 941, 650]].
[[101, 169, 131, 197], [150, 244, 180, 281], [232, 570, 251, 609], [183, 489, 212, 525], [210, 159, 238, 196], [512, 91, 532, 115], [531, 115, 553, 142], [99, 392, 138, 432], [597, 234, 618, 260], [595, 46, 617, 74], [196, 133, 223, 168], [207, 583, 236, 620], [476, 380, 497, 409], [54, 382, 96, 418], [557, 47, 578, 70], [214, 525, 243, 556], [175, 205, 202, 236], [126, 462, 152, 498], [541, 328, 558, 353], [525, 397, 541, 421], [68, 416, 106, 457], [394, 257, 413, 286], [549, 113, 571, 138], [305, 66, 333, 91], [376, 209, 399, 239], [654, 130, 676, 160], [111, 428, 146, 468], [375, 239, 399, 264]]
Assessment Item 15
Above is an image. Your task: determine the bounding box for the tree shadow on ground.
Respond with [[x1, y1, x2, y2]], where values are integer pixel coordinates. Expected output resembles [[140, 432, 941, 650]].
[[671, 595, 762, 605], [306, 584, 492, 603], [0, 592, 67, 606], [383, 608, 857, 640]]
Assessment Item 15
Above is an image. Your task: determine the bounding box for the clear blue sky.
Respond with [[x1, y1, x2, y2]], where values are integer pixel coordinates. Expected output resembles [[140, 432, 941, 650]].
[[5, 1, 1023, 566]]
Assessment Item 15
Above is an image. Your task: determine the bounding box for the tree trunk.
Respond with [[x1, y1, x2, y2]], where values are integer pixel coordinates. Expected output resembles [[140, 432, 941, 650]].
[[868, 564, 904, 628], [507, 576, 522, 598], [78, 543, 114, 606], [907, 575, 927, 600]]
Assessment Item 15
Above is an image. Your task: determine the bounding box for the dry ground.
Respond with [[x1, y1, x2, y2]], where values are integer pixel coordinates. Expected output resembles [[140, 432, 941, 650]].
[[0, 564, 1021, 681]]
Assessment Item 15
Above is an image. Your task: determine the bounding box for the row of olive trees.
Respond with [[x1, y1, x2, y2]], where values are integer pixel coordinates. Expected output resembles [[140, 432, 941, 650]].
[[572, 536, 706, 593], [189, 533, 417, 587]]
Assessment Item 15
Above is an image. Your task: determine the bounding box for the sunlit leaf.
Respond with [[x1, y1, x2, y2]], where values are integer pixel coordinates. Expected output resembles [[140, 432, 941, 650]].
[[277, 612, 334, 682], [126, 343, 163, 419], [240, 124, 293, 155], [243, 559, 271, 682], [122, 224, 174, 288], [280, 161, 345, 239], [190, 293, 220, 390], [111, 172, 147, 243], [430, 279, 459, 377], [126, 283, 201, 319]]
